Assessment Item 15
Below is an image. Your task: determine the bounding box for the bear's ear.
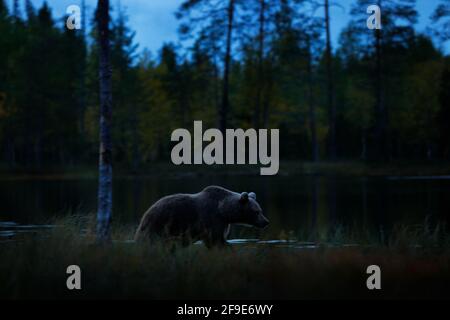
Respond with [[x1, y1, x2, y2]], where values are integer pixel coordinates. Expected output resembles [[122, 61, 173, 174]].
[[249, 192, 256, 200], [240, 192, 249, 203]]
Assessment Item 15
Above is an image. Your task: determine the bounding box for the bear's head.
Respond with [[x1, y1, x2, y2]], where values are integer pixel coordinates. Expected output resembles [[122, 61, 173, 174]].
[[232, 192, 269, 229]]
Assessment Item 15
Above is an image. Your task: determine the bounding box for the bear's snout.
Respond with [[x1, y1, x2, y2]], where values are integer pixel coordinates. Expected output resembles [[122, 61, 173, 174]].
[[255, 213, 269, 229]]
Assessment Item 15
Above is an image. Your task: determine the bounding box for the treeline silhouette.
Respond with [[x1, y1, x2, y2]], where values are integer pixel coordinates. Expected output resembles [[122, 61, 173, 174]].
[[0, 0, 449, 171]]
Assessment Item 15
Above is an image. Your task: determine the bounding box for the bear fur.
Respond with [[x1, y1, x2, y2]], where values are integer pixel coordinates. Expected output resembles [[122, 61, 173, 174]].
[[134, 186, 269, 247]]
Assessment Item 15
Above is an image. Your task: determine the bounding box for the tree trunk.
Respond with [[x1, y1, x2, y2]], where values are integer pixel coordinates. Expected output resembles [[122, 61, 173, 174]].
[[307, 39, 319, 162], [78, 0, 87, 137], [328, 176, 337, 236], [96, 0, 113, 243], [373, 0, 387, 161], [362, 178, 368, 229], [426, 143, 432, 161], [310, 175, 319, 242], [220, 0, 235, 133], [213, 54, 221, 116], [5, 134, 16, 169], [253, 0, 265, 129], [262, 75, 271, 128], [426, 102, 433, 161], [34, 117, 43, 170], [325, 0, 336, 160], [131, 112, 140, 173], [361, 128, 367, 160], [12, 0, 19, 20]]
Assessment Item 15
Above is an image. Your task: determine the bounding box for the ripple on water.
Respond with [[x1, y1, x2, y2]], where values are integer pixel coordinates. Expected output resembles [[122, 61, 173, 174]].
[[0, 221, 56, 242]]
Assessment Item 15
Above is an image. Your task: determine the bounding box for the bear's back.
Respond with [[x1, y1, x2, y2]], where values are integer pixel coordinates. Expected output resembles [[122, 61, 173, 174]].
[[197, 186, 235, 201], [135, 193, 196, 237], [135, 186, 237, 241]]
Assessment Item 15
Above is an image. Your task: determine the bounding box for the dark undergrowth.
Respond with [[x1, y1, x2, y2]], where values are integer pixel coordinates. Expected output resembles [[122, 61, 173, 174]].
[[0, 214, 449, 299]]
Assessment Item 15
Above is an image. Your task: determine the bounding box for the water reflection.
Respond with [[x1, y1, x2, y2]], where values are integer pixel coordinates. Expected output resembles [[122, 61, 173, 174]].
[[0, 221, 55, 243], [0, 174, 449, 240]]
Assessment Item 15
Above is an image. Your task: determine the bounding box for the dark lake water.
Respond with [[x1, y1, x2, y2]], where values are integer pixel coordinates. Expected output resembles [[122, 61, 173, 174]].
[[1, 174, 449, 241]]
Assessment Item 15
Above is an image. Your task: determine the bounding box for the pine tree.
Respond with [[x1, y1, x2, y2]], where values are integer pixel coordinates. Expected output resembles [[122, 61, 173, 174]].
[[177, 0, 244, 132], [110, 4, 140, 170], [350, 0, 418, 160], [324, 0, 336, 160], [431, 0, 450, 43]]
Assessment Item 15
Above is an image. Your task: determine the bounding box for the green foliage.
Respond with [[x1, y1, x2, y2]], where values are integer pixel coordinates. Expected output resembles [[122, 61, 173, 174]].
[[0, 0, 449, 171]]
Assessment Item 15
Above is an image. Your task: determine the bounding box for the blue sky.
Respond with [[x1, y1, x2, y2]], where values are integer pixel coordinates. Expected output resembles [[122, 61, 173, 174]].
[[14, 0, 449, 55]]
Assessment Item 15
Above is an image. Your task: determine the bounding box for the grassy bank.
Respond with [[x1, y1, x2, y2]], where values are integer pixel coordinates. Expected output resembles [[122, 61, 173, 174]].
[[0, 215, 449, 300], [2, 160, 450, 180]]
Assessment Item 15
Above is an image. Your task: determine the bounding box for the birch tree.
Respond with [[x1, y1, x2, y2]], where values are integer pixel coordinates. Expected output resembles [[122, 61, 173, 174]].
[[96, 0, 113, 243]]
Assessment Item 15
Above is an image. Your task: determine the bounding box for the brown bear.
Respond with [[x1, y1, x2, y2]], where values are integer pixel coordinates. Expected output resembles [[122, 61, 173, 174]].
[[134, 186, 269, 247]]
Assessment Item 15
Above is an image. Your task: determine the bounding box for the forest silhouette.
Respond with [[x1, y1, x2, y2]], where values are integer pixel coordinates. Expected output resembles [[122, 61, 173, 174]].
[[0, 0, 449, 172]]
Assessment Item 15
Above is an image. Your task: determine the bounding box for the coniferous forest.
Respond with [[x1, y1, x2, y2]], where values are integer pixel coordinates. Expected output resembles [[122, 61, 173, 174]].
[[0, 0, 449, 172], [2, 0, 450, 302]]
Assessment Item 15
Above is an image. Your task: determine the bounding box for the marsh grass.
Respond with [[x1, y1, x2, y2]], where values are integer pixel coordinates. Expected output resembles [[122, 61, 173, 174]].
[[0, 214, 449, 299]]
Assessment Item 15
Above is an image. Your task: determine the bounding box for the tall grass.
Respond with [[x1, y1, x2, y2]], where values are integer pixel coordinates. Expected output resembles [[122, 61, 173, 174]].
[[0, 214, 449, 299]]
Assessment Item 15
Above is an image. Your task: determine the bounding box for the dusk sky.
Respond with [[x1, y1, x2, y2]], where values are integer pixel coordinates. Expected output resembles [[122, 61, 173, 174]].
[[16, 0, 449, 56]]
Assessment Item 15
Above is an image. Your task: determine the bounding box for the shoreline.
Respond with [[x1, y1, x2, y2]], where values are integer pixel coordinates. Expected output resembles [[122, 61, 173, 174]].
[[1, 161, 450, 180]]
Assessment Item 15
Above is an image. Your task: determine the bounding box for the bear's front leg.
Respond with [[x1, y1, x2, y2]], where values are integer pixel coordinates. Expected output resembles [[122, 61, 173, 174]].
[[204, 228, 230, 249], [204, 237, 229, 248]]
